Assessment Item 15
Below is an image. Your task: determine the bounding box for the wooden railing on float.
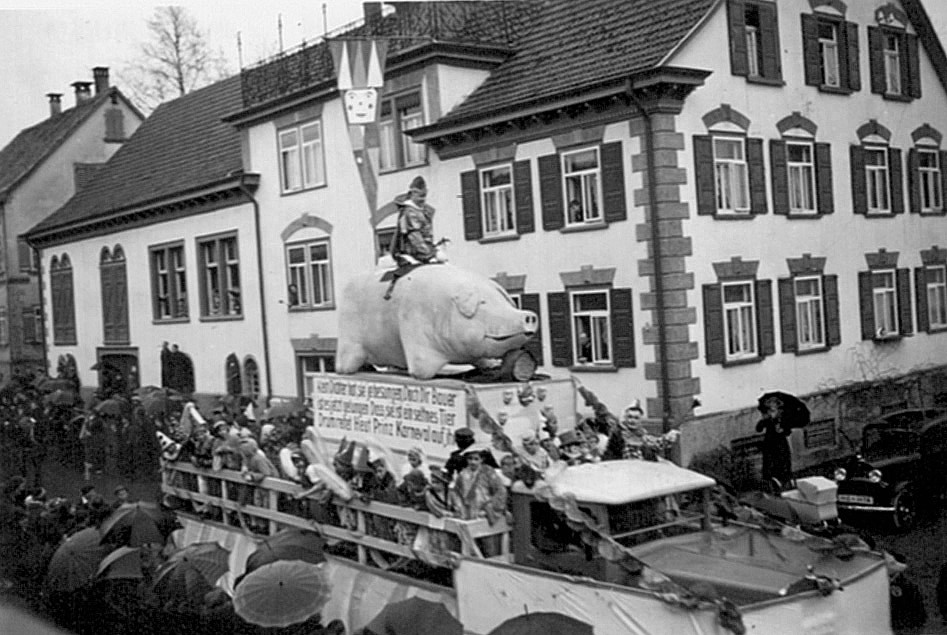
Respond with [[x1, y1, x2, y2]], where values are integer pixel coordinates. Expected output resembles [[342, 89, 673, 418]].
[[161, 461, 511, 568]]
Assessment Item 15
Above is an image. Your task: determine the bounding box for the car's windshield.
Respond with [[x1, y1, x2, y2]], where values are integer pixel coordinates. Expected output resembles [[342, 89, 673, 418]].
[[862, 427, 919, 461]]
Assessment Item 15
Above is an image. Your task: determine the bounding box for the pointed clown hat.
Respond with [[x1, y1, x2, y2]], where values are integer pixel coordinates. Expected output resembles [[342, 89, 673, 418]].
[[156, 430, 183, 461]]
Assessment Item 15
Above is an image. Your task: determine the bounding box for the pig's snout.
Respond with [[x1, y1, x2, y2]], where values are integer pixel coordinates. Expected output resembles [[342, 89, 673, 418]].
[[521, 310, 538, 335]]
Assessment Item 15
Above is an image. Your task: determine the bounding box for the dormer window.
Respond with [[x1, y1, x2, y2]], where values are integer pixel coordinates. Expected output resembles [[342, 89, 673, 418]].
[[726, 0, 782, 84]]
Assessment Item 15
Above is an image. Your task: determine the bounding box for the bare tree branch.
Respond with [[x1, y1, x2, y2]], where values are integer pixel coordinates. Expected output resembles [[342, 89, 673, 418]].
[[117, 6, 232, 114]]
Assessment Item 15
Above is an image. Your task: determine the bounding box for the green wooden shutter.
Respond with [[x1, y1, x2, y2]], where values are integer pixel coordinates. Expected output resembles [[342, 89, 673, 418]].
[[770, 140, 789, 215], [513, 160, 535, 234], [756, 279, 775, 356], [868, 27, 885, 95], [461, 170, 482, 241], [519, 293, 544, 365], [601, 142, 627, 223], [748, 137, 767, 215], [758, 2, 782, 82], [727, 0, 748, 77], [702, 284, 725, 364], [538, 154, 564, 231], [905, 33, 921, 99], [547, 292, 572, 367], [815, 142, 834, 214], [778, 278, 797, 353], [907, 149, 920, 213], [897, 268, 913, 335], [850, 145, 867, 214], [694, 135, 717, 215], [824, 274, 841, 346], [915, 267, 930, 333], [844, 22, 861, 92], [858, 271, 876, 340], [610, 288, 635, 368], [801, 14, 821, 86], [889, 147, 904, 214]]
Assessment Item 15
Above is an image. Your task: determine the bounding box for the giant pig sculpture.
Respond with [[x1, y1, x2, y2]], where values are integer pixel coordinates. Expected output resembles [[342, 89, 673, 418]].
[[337, 264, 538, 379]]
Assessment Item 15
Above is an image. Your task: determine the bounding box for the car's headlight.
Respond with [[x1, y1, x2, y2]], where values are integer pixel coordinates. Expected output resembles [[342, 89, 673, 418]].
[[834, 467, 847, 481], [868, 469, 882, 484]]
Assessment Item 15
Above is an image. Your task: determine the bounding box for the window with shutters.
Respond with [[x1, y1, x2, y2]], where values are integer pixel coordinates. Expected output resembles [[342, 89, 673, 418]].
[[492, 273, 544, 366], [563, 147, 602, 225], [278, 119, 325, 193], [375, 227, 396, 261], [868, 25, 920, 101], [723, 281, 757, 360], [150, 242, 188, 321], [572, 290, 611, 365], [871, 270, 899, 338], [50, 254, 76, 345], [285, 238, 333, 310], [99, 246, 130, 344], [865, 147, 890, 213], [925, 265, 947, 330], [727, 0, 782, 84], [22, 306, 42, 344], [0, 307, 8, 346], [714, 137, 751, 214], [802, 13, 860, 94], [916, 148, 943, 213], [379, 92, 425, 172], [794, 276, 824, 350], [480, 165, 515, 236], [198, 233, 241, 319]]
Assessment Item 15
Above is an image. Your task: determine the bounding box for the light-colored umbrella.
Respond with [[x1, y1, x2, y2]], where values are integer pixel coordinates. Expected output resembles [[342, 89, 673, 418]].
[[233, 560, 331, 628]]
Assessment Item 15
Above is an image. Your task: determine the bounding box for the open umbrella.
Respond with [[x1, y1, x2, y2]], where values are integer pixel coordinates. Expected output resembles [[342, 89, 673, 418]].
[[233, 560, 331, 628], [262, 399, 304, 421], [36, 376, 76, 394], [166, 541, 230, 582], [487, 612, 595, 635], [243, 528, 326, 576], [45, 527, 110, 593], [100, 502, 179, 547], [94, 398, 126, 417], [151, 559, 215, 613], [365, 597, 462, 635], [138, 387, 184, 417], [95, 546, 143, 581], [43, 389, 77, 407], [758, 391, 810, 429]]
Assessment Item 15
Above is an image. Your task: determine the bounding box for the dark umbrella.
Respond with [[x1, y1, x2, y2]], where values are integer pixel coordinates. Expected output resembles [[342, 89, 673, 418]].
[[365, 597, 463, 635], [95, 546, 143, 581], [151, 559, 215, 613], [36, 377, 76, 394], [262, 400, 304, 421], [139, 387, 184, 417], [94, 398, 126, 417], [757, 391, 811, 429], [487, 612, 595, 635], [100, 502, 179, 547], [166, 541, 230, 582], [45, 527, 110, 593], [243, 528, 326, 577], [44, 389, 77, 407]]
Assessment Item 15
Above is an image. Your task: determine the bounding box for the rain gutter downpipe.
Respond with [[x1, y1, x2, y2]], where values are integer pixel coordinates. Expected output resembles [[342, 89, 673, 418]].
[[238, 175, 273, 401], [626, 83, 672, 433]]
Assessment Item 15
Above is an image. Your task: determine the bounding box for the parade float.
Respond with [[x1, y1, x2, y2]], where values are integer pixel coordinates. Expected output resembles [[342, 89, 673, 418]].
[[161, 260, 896, 634]]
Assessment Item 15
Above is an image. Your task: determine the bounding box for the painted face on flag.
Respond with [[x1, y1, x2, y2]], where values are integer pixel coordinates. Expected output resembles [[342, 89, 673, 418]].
[[343, 88, 378, 125]]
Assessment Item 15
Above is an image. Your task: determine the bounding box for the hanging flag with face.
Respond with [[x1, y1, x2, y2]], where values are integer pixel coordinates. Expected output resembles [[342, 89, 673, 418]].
[[330, 38, 389, 126]]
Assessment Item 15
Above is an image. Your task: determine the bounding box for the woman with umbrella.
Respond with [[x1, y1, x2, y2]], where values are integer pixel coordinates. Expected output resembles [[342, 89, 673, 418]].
[[756, 392, 809, 492]]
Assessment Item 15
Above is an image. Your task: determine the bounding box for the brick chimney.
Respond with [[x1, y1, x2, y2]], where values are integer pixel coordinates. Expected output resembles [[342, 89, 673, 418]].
[[46, 93, 63, 117], [93, 67, 109, 95], [72, 81, 93, 105]]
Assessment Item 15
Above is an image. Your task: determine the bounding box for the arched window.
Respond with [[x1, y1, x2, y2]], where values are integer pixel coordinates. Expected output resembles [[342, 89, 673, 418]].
[[243, 357, 260, 400], [226, 353, 242, 396], [50, 254, 77, 345], [100, 245, 130, 344]]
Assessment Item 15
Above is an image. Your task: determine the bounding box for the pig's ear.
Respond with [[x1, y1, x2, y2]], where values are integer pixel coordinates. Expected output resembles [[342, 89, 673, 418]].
[[453, 289, 480, 318]]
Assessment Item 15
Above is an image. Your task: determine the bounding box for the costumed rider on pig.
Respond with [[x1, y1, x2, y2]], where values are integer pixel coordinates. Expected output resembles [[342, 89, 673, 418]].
[[384, 175, 448, 300]]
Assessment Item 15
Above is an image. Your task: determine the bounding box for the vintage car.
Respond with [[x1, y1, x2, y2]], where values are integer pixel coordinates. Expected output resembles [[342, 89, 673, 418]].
[[832, 408, 947, 530]]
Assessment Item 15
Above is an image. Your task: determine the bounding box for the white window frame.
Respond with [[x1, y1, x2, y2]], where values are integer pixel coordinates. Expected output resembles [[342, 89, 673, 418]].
[[745, 25, 761, 77], [562, 147, 602, 225], [872, 269, 899, 338], [480, 164, 516, 236], [570, 289, 611, 365], [865, 147, 890, 213], [926, 265, 947, 329], [198, 234, 241, 318], [378, 92, 426, 171], [278, 120, 325, 193], [151, 243, 188, 320], [794, 275, 825, 350], [30, 306, 42, 343], [883, 33, 902, 95], [286, 239, 333, 309], [722, 280, 757, 360], [713, 136, 751, 214], [818, 21, 840, 87], [918, 148, 943, 212], [0, 307, 8, 346], [787, 141, 816, 214]]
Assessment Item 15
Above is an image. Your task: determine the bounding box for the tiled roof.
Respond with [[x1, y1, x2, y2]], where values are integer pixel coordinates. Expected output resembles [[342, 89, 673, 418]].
[[30, 75, 244, 235], [0, 90, 115, 197], [437, 0, 718, 125]]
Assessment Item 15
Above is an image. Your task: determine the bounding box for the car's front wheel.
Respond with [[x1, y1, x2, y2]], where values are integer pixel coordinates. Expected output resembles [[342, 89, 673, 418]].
[[892, 488, 917, 531]]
